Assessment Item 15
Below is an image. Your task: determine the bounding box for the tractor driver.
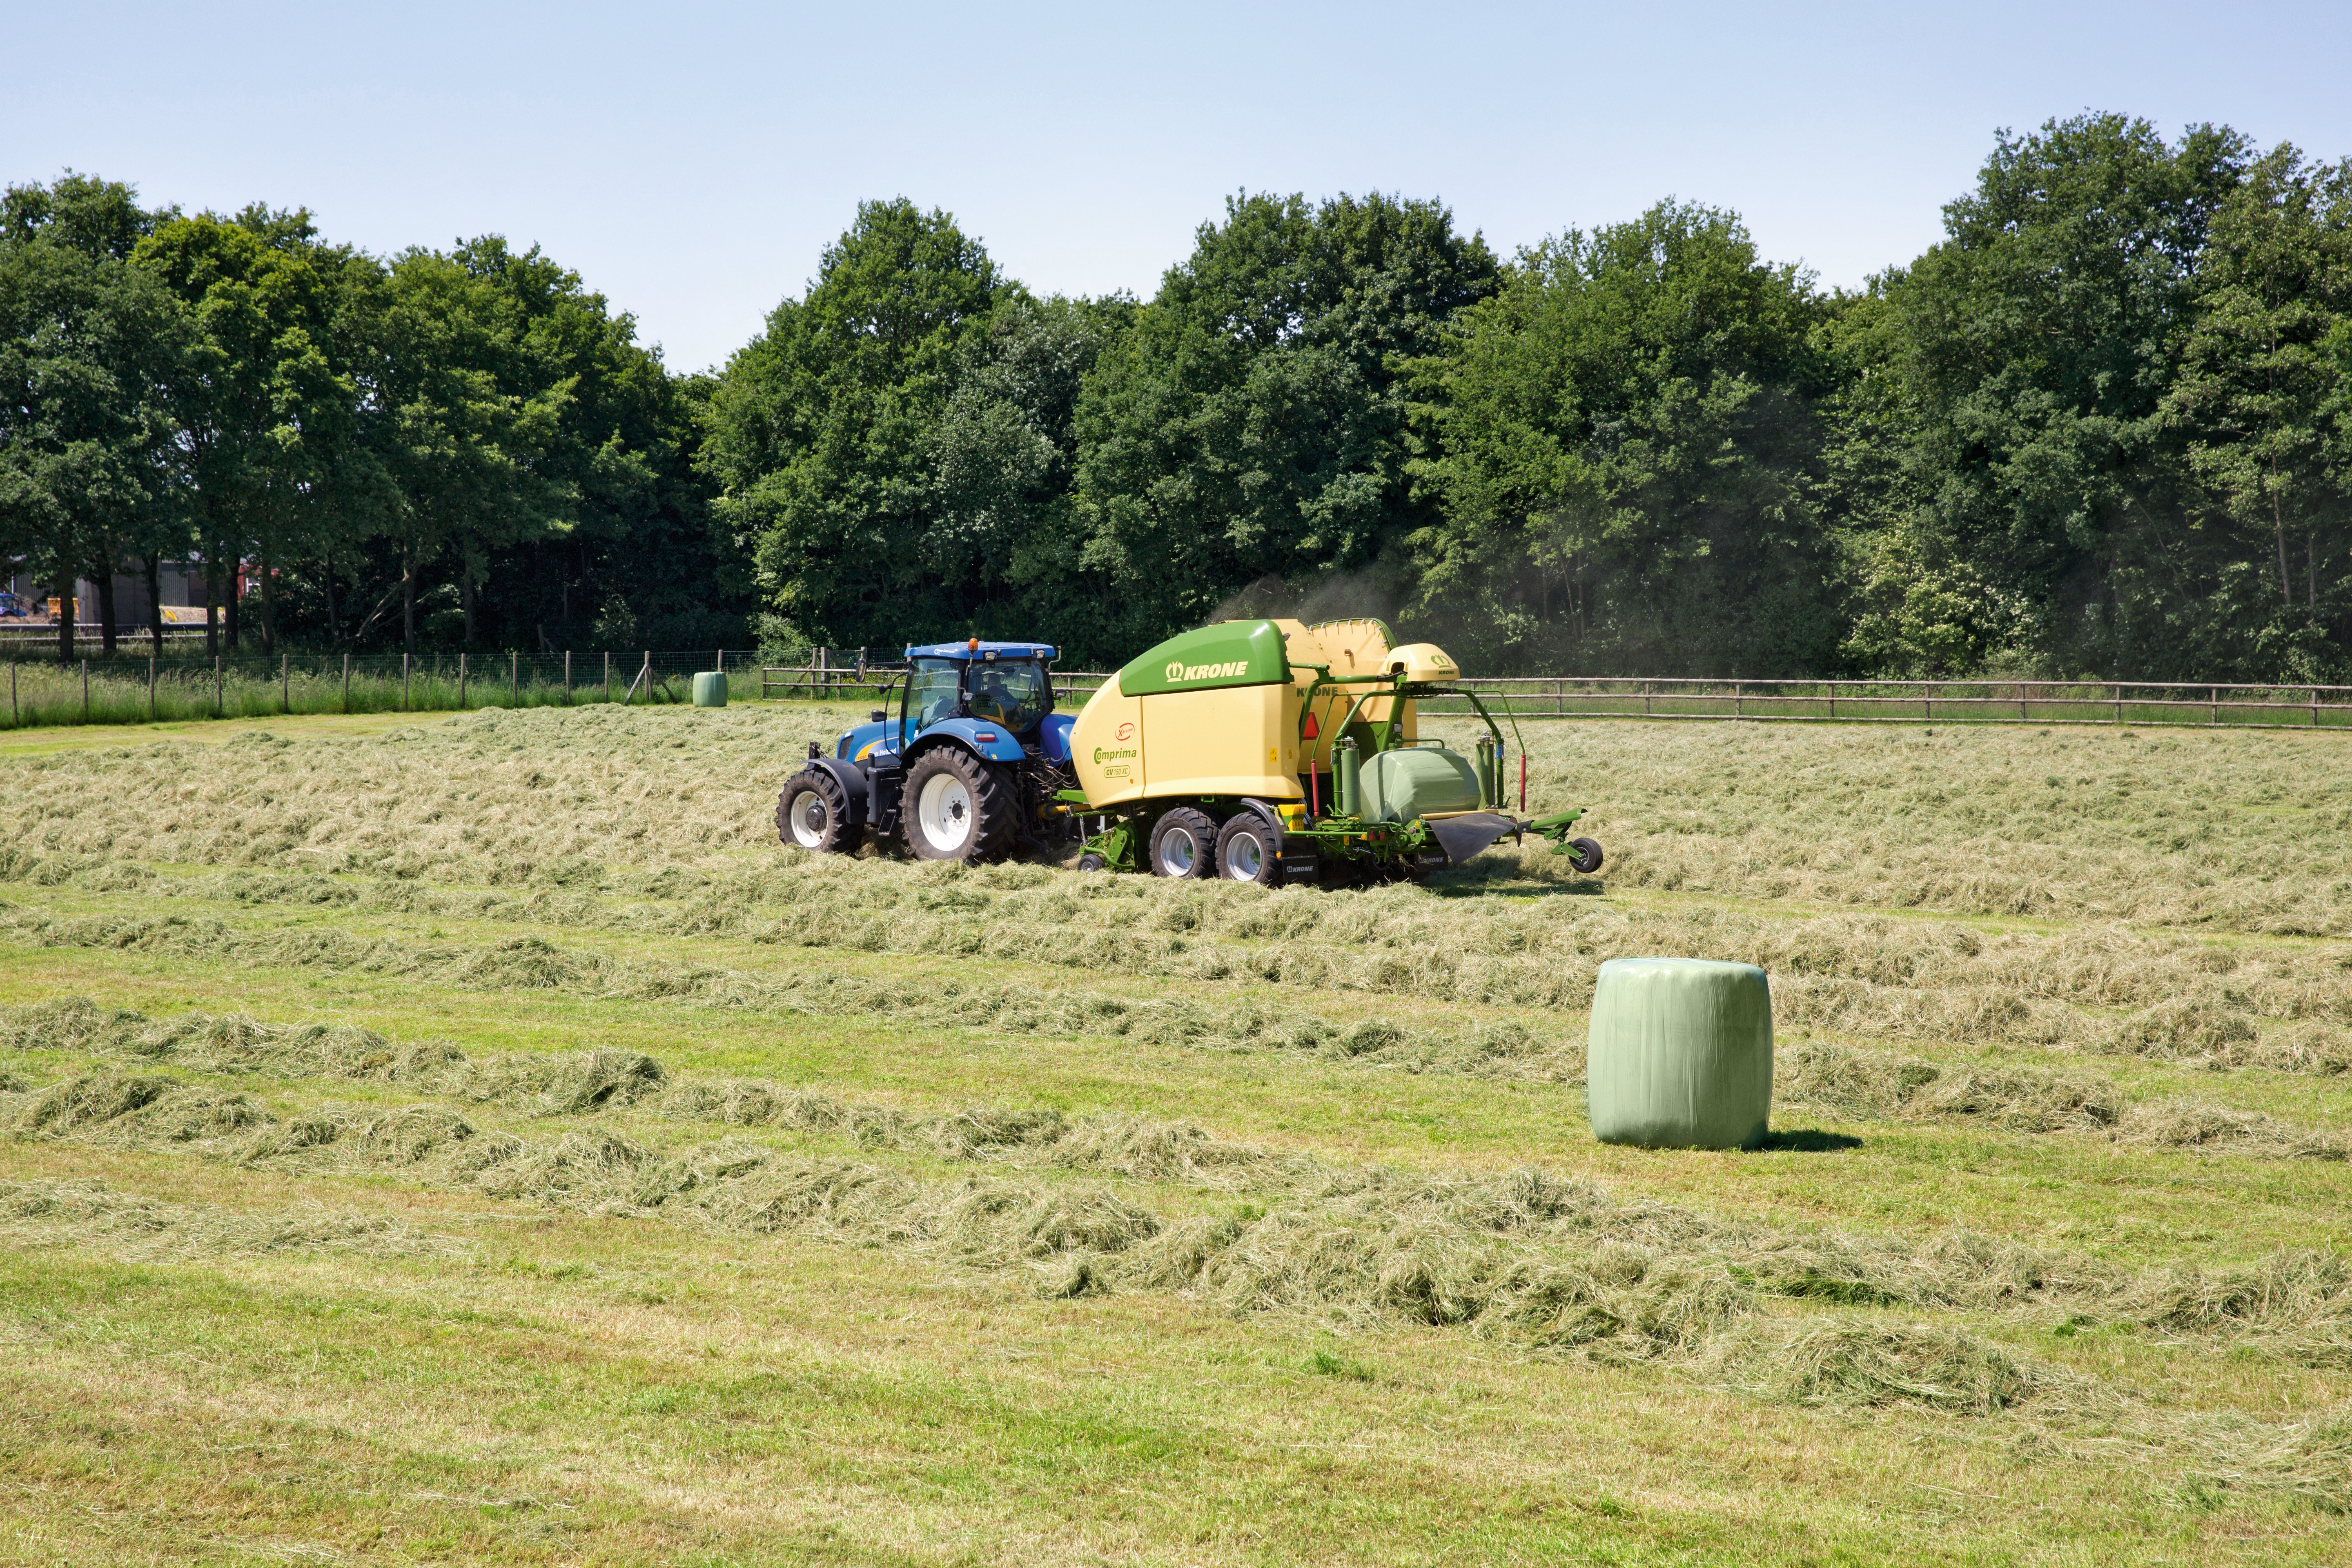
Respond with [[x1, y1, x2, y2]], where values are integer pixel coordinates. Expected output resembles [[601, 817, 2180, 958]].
[[966, 661, 1044, 731], [968, 665, 1017, 725]]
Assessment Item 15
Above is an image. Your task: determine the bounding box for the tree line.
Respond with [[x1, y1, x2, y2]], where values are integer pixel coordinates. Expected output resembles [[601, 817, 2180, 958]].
[[7, 113, 2350, 681]]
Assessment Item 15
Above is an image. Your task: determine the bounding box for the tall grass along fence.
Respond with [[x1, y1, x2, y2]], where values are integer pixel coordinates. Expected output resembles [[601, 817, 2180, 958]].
[[2, 649, 745, 732], [10, 648, 2348, 735]]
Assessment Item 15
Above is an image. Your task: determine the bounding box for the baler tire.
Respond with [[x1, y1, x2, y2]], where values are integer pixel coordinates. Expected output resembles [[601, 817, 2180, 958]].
[[904, 748, 1014, 863], [1567, 836, 1604, 874], [1075, 853, 1109, 873], [778, 769, 860, 854], [1149, 808, 1217, 879], [1214, 814, 1284, 887]]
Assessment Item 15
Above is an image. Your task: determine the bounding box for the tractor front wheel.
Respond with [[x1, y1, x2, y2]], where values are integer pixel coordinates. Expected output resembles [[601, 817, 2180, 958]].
[[1149, 808, 1217, 879], [1214, 813, 1284, 887], [904, 748, 1013, 863], [778, 769, 860, 854]]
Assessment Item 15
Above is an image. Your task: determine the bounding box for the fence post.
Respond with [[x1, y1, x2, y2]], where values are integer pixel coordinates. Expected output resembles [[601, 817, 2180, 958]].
[[564, 650, 572, 704], [403, 652, 410, 711], [2114, 684, 2121, 724], [281, 653, 289, 714], [2316, 687, 2323, 729], [215, 655, 223, 717], [511, 651, 519, 707], [2020, 683, 2027, 722], [642, 650, 650, 704], [80, 657, 89, 719], [1733, 681, 1742, 719], [149, 654, 156, 720], [1828, 680, 1836, 720], [2211, 685, 2218, 725], [604, 651, 611, 704], [1642, 679, 1650, 717], [10, 657, 16, 724], [342, 653, 350, 714]]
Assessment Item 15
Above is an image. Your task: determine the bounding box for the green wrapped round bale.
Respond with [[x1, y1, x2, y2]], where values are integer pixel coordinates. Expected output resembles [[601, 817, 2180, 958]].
[[691, 671, 728, 708], [1586, 957, 1773, 1150]]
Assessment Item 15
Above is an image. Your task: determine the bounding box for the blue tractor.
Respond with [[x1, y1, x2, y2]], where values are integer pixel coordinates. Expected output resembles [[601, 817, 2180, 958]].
[[776, 639, 1076, 864]]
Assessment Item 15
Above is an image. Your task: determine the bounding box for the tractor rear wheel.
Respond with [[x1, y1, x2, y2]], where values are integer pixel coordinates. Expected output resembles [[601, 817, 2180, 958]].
[[1149, 808, 1217, 879], [1566, 836, 1604, 874], [777, 768, 860, 854], [904, 748, 1013, 863], [1215, 813, 1284, 887]]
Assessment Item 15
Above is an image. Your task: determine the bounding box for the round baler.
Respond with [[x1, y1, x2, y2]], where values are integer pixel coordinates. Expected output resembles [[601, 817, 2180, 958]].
[[1058, 616, 1600, 886]]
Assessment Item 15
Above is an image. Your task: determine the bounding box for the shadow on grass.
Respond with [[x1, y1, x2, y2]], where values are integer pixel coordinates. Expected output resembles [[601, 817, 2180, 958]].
[[1761, 1129, 1865, 1153]]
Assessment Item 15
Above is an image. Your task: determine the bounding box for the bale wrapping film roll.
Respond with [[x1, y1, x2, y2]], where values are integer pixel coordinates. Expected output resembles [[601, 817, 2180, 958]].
[[1586, 957, 1773, 1150]]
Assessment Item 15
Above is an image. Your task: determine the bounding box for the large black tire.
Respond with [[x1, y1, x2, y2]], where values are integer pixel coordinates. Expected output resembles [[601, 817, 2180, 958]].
[[903, 747, 1014, 863], [777, 768, 860, 854], [1567, 836, 1604, 874], [1149, 807, 1217, 879], [1214, 813, 1285, 887]]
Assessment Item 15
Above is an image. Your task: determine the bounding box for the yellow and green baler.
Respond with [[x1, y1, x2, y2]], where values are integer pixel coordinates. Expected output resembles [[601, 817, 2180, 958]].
[[1060, 617, 1601, 885]]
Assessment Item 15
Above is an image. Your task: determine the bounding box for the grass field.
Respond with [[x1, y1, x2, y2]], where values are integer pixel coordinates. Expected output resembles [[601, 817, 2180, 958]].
[[3, 703, 2350, 1564]]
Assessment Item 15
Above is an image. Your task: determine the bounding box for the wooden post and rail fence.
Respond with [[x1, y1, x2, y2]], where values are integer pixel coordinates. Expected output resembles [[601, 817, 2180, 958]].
[[757, 655, 2352, 733]]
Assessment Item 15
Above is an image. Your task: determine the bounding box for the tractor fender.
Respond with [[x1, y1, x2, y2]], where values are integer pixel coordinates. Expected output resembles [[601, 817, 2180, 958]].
[[797, 757, 871, 817], [905, 717, 1027, 764]]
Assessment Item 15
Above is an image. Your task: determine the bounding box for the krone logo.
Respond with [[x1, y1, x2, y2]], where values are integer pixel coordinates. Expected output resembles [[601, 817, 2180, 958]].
[[1164, 659, 1250, 683], [1115, 722, 1134, 742]]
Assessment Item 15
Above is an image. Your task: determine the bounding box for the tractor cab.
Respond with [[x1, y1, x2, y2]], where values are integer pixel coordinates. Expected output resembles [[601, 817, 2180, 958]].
[[833, 641, 1072, 767]]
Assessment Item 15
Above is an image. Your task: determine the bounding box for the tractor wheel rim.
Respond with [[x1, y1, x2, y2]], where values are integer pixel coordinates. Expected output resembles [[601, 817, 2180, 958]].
[[791, 792, 828, 847], [1226, 833, 1263, 881], [1160, 829, 1197, 875], [918, 773, 973, 853]]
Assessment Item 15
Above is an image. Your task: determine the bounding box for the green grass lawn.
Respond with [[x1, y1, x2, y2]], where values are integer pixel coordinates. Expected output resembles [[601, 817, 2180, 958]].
[[2, 702, 2348, 1564]]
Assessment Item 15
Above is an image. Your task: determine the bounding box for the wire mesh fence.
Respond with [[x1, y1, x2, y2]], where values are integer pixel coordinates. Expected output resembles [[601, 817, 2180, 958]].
[[6, 648, 2348, 734]]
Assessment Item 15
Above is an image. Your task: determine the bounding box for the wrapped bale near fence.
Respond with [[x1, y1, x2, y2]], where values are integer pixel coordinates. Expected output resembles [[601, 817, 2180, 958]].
[[692, 672, 728, 708], [1587, 958, 1773, 1150]]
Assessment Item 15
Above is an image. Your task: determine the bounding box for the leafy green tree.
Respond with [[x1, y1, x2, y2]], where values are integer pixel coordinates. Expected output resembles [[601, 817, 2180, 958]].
[[1073, 192, 1498, 648], [1404, 201, 1837, 674], [706, 199, 1010, 652], [0, 174, 190, 661], [356, 246, 575, 655], [452, 237, 734, 652], [134, 207, 371, 655], [2162, 146, 2352, 673], [1891, 114, 2250, 676]]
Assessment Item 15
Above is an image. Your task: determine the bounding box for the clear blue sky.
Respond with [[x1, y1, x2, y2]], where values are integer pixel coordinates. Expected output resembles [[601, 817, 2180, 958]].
[[10, 1, 2350, 374]]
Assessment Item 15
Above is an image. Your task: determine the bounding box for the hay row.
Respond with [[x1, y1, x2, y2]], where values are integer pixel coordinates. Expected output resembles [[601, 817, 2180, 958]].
[[4, 706, 2348, 936], [12, 1047, 2352, 1361]]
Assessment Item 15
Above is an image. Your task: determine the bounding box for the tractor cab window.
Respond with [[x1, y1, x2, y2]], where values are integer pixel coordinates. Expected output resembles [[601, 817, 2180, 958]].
[[905, 658, 962, 740], [966, 660, 1050, 733]]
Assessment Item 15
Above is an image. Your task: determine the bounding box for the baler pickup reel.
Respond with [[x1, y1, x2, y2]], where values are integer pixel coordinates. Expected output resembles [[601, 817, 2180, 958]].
[[1422, 808, 1602, 873]]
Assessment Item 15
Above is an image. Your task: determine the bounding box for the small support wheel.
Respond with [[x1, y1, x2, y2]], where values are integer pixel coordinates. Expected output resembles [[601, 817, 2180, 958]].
[[1074, 853, 1109, 873], [778, 768, 860, 853], [1567, 836, 1604, 874], [1149, 808, 1216, 879], [1215, 814, 1284, 887]]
